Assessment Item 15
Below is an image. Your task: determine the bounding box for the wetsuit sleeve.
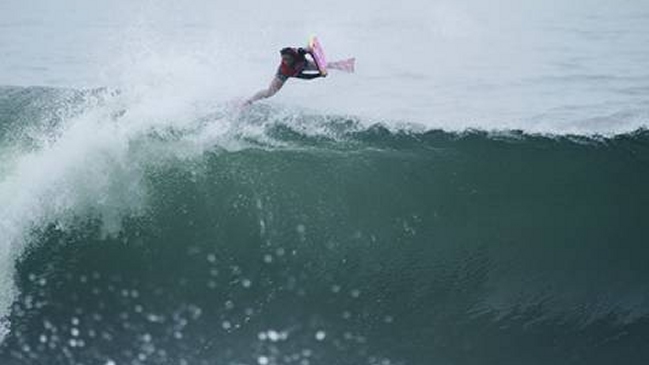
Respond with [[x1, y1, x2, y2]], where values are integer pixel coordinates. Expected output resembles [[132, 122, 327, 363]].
[[295, 72, 322, 80], [276, 67, 290, 82]]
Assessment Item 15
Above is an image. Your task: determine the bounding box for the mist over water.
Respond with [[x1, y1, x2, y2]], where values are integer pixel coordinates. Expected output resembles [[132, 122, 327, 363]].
[[1, 0, 649, 132], [1, 1, 649, 364]]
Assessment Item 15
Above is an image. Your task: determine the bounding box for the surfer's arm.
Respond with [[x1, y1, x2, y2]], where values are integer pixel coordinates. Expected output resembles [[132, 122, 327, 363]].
[[295, 59, 324, 80], [295, 72, 322, 80], [246, 77, 285, 105]]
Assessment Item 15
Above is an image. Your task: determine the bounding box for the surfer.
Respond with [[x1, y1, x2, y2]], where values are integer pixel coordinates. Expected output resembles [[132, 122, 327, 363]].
[[244, 47, 325, 105]]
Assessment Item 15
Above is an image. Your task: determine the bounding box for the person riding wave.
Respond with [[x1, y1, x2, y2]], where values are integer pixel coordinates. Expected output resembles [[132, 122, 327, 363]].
[[245, 46, 325, 105]]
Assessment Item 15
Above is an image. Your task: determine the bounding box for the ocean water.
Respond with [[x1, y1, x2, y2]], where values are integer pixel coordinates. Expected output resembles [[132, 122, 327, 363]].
[[1, 1, 649, 364]]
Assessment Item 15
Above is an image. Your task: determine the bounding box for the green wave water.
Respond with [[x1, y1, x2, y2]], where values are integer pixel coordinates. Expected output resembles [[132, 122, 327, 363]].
[[1, 87, 649, 364]]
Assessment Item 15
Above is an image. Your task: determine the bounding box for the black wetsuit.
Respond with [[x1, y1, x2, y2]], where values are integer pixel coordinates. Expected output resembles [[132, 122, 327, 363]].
[[276, 48, 323, 82]]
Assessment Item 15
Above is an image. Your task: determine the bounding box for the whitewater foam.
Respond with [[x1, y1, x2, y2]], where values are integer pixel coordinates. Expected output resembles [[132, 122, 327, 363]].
[[0, 84, 233, 340]]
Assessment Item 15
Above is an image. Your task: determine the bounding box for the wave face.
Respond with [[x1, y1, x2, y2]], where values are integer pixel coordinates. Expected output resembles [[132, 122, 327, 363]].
[[1, 86, 649, 364]]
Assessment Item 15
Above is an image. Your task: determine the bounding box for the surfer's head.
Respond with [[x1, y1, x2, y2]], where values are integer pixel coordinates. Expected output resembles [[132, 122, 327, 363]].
[[280, 47, 298, 66]]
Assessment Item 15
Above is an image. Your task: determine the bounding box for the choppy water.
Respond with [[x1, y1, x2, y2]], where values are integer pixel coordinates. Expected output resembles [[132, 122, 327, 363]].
[[1, 1, 649, 364]]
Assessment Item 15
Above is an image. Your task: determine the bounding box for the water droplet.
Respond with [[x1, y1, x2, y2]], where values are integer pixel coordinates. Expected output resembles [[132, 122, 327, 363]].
[[315, 330, 326, 341], [267, 330, 280, 342]]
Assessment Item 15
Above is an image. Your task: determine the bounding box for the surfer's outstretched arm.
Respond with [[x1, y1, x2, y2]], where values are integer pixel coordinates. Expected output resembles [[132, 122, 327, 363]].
[[246, 77, 284, 105], [295, 72, 322, 80]]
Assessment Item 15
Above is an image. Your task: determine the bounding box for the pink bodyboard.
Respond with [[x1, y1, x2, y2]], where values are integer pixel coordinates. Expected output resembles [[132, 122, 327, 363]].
[[309, 36, 328, 76]]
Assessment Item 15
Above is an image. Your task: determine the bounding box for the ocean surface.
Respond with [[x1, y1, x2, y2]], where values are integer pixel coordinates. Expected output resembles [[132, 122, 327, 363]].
[[1, 1, 649, 364]]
